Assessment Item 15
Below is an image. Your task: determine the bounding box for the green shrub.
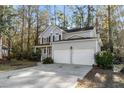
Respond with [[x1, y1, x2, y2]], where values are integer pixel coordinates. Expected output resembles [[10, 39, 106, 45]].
[[14, 49, 41, 61], [15, 52, 23, 60], [95, 51, 114, 69], [42, 57, 54, 64], [15, 51, 28, 60], [27, 49, 41, 62], [22, 51, 28, 59]]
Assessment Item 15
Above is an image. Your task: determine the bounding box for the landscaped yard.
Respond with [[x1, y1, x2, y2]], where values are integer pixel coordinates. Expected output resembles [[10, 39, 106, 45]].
[[0, 59, 37, 71], [75, 66, 124, 88]]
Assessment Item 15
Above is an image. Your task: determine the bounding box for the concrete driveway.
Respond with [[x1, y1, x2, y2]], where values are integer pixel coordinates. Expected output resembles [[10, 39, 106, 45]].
[[0, 64, 92, 88]]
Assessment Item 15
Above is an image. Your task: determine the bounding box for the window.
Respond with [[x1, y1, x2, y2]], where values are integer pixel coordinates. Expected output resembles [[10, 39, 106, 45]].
[[49, 36, 51, 42], [42, 38, 44, 44], [59, 35, 61, 40], [53, 36, 55, 42], [47, 37, 49, 43], [44, 38, 47, 43], [56, 33, 59, 35]]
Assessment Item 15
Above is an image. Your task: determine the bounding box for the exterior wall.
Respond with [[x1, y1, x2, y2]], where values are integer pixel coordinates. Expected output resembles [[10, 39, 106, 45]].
[[52, 39, 99, 53], [52, 39, 100, 65], [39, 26, 63, 44]]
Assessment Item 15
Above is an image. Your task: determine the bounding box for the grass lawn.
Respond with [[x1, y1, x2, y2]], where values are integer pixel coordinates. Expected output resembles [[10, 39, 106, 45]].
[[75, 66, 124, 88], [0, 59, 37, 71]]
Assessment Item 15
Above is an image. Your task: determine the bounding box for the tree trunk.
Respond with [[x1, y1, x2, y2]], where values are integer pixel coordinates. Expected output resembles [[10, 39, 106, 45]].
[[108, 5, 113, 52], [54, 5, 56, 25], [35, 6, 39, 45], [64, 5, 65, 29], [8, 31, 11, 61], [27, 6, 31, 53], [75, 6, 84, 28], [87, 5, 91, 27], [21, 5, 25, 53]]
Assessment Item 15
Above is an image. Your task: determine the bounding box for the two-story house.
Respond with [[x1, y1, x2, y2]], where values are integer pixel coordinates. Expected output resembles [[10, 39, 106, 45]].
[[34, 25, 102, 65]]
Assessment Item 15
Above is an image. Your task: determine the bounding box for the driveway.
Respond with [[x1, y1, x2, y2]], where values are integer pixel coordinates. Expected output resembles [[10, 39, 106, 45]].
[[0, 64, 92, 88]]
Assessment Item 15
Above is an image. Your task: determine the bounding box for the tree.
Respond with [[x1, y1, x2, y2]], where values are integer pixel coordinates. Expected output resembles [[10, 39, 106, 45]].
[[54, 5, 56, 25], [75, 6, 83, 28], [17, 5, 25, 53], [35, 6, 40, 45], [56, 10, 68, 29], [21, 6, 25, 53], [86, 5, 91, 27], [108, 5, 113, 52], [27, 6, 31, 53], [69, 5, 86, 28], [25, 5, 36, 54]]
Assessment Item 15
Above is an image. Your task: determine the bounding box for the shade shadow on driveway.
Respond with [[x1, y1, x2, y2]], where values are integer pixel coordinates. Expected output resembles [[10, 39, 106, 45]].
[[0, 64, 92, 88]]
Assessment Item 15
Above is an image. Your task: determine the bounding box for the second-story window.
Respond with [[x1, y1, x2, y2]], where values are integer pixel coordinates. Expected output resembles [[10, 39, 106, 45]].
[[49, 36, 51, 42], [47, 37, 49, 43], [42, 38, 44, 44], [59, 35, 61, 40], [53, 36, 55, 42]]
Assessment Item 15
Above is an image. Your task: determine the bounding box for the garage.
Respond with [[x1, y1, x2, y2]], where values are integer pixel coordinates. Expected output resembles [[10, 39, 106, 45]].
[[53, 49, 94, 65], [53, 50, 70, 64], [72, 49, 94, 65], [52, 38, 100, 65]]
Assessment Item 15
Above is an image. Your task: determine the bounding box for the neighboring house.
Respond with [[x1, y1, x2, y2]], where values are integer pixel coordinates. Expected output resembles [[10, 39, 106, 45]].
[[0, 37, 8, 60], [34, 25, 102, 65]]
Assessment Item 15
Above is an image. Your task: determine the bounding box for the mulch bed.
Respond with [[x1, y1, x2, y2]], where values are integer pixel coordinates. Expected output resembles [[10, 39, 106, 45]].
[[75, 67, 124, 88]]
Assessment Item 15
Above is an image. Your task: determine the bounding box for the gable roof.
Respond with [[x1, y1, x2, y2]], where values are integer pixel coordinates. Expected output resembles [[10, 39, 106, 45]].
[[39, 25, 65, 38], [64, 26, 94, 33], [39, 25, 94, 38]]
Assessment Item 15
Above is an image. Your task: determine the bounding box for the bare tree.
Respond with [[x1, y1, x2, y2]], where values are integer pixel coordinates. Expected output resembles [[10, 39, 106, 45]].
[[108, 5, 113, 52], [35, 6, 39, 45], [54, 5, 56, 25], [27, 5, 31, 53], [21, 5, 25, 53]]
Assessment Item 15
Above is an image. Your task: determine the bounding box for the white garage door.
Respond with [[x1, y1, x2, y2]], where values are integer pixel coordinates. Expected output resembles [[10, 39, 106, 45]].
[[72, 49, 94, 65], [53, 50, 70, 64], [53, 49, 95, 65]]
